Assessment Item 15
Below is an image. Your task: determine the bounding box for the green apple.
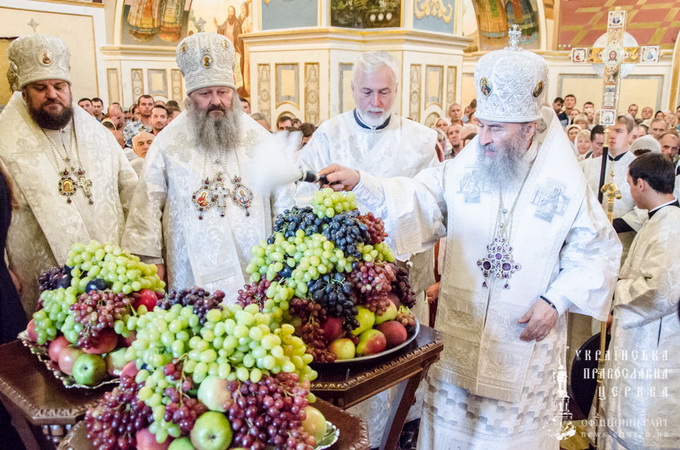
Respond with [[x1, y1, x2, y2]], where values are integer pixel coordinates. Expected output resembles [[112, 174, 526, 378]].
[[197, 376, 232, 412], [351, 306, 375, 335], [356, 329, 387, 356], [328, 338, 356, 360], [375, 302, 398, 325], [168, 437, 195, 449], [105, 347, 128, 376], [190, 411, 232, 450], [72, 353, 107, 385], [302, 405, 327, 444]]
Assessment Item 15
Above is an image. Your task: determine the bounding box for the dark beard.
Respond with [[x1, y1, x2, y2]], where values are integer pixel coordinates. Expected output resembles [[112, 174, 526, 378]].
[[186, 96, 242, 152], [476, 127, 532, 190], [29, 104, 73, 130]]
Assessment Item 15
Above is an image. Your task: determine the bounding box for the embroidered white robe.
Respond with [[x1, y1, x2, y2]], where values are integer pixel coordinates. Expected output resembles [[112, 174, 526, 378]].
[[353, 107, 621, 449], [594, 205, 680, 449], [122, 111, 292, 303], [0, 92, 138, 316]]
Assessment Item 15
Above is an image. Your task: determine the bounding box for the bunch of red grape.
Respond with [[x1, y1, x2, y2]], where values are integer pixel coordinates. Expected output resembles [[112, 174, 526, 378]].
[[38, 266, 71, 292], [85, 375, 151, 450], [290, 298, 336, 363], [224, 373, 316, 450], [357, 212, 387, 245], [236, 279, 272, 309], [71, 291, 131, 349], [348, 261, 396, 315]]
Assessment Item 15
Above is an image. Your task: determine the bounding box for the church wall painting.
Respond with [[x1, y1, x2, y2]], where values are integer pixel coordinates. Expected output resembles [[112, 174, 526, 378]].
[[331, 0, 401, 28], [472, 0, 540, 50], [123, 0, 254, 97]]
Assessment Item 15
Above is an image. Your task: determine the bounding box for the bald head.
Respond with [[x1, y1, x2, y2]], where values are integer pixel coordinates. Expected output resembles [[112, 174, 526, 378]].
[[132, 131, 154, 158]]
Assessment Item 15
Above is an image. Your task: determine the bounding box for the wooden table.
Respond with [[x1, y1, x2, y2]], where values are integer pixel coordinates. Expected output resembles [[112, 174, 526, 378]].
[[311, 325, 443, 450], [0, 340, 111, 449], [57, 398, 370, 450]]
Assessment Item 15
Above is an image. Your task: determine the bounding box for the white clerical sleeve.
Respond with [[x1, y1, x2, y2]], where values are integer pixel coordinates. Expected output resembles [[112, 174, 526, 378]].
[[542, 190, 621, 320], [614, 233, 680, 329], [354, 165, 448, 257], [122, 144, 168, 262], [114, 137, 139, 219]]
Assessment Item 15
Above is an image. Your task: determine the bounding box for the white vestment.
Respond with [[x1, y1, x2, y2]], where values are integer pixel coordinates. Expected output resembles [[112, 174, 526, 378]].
[[295, 110, 439, 446], [594, 204, 680, 449], [122, 111, 291, 303], [353, 108, 621, 449], [0, 92, 138, 316]]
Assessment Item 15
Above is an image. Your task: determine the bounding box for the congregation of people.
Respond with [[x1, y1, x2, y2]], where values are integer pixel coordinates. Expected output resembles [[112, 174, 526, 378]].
[[0, 30, 678, 450]]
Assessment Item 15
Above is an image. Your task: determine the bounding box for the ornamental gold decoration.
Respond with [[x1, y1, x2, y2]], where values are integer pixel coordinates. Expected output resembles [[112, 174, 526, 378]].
[[414, 0, 453, 24]]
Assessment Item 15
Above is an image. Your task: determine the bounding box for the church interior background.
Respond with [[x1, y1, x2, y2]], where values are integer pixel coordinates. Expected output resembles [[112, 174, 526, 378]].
[[0, 0, 678, 127]]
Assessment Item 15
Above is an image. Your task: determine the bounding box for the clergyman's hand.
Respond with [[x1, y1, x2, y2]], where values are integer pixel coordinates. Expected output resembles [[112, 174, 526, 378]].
[[155, 263, 166, 284], [518, 298, 558, 342], [317, 164, 360, 191]]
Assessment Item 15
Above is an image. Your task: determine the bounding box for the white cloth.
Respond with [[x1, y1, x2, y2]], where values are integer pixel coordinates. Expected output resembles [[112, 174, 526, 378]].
[[594, 204, 680, 449], [0, 92, 138, 315], [122, 111, 292, 303], [353, 107, 621, 448], [295, 110, 439, 447]]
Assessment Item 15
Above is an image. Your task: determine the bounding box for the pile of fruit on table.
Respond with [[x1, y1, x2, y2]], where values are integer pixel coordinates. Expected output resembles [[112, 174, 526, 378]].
[[24, 241, 165, 386], [21, 190, 418, 449], [238, 188, 418, 363]]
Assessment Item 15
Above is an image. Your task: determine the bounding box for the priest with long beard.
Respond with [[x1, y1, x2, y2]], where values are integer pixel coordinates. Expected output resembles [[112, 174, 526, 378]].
[[123, 32, 290, 302], [318, 28, 622, 449]]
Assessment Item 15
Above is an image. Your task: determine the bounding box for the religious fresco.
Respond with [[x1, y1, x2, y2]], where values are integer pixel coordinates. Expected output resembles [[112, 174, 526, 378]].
[[330, 0, 401, 28], [122, 0, 254, 97], [123, 0, 192, 45], [558, 0, 680, 50], [472, 0, 539, 50]]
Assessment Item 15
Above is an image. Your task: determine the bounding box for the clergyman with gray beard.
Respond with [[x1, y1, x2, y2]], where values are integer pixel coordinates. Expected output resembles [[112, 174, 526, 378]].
[[122, 32, 292, 302]]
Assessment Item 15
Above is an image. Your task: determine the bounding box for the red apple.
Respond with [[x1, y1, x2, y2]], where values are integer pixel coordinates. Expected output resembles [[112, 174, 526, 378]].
[[356, 329, 387, 356], [120, 361, 140, 380], [377, 321, 408, 348], [328, 338, 356, 360], [386, 292, 401, 308], [133, 289, 159, 311], [58, 346, 86, 375], [82, 328, 118, 354], [197, 376, 232, 412], [118, 331, 136, 348], [26, 319, 38, 342], [301, 406, 327, 444], [136, 427, 173, 449], [321, 317, 344, 342], [48, 335, 70, 362]]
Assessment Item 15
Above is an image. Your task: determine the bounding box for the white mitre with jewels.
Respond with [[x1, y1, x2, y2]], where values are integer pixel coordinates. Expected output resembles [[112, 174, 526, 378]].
[[7, 33, 71, 91], [176, 32, 236, 94], [475, 25, 548, 123]]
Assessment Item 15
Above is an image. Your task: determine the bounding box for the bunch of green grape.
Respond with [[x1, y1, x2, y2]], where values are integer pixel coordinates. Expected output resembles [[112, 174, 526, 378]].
[[66, 240, 165, 295], [310, 187, 357, 218], [32, 287, 78, 344]]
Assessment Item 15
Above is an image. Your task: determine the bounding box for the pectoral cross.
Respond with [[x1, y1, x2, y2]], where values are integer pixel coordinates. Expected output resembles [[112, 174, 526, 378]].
[[570, 8, 659, 126]]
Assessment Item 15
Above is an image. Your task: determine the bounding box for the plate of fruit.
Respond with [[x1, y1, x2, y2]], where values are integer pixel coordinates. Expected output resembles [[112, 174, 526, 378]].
[[236, 188, 420, 364], [19, 240, 165, 388]]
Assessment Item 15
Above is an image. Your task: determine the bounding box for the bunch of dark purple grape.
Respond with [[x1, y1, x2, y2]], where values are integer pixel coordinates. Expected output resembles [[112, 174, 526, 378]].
[[307, 272, 359, 330], [158, 287, 225, 325], [273, 206, 325, 239], [84, 374, 152, 450], [38, 266, 72, 292], [224, 373, 317, 450], [322, 210, 371, 258]]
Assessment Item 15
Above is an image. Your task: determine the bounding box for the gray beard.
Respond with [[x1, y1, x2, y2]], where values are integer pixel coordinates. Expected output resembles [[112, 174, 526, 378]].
[[186, 97, 242, 152], [475, 132, 531, 191]]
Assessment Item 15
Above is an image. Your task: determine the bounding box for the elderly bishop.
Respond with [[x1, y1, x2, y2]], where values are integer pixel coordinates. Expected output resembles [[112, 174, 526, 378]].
[[122, 33, 289, 301], [0, 34, 138, 316], [320, 31, 621, 448]]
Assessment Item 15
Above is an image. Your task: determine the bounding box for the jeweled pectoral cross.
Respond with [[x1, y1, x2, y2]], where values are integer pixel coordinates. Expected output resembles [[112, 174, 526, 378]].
[[76, 174, 93, 205]]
